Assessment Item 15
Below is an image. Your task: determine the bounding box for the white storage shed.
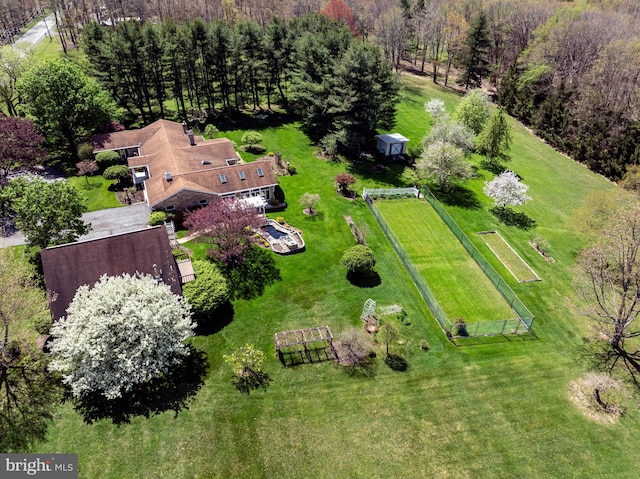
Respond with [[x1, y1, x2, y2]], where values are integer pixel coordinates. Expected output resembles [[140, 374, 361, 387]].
[[376, 133, 409, 156]]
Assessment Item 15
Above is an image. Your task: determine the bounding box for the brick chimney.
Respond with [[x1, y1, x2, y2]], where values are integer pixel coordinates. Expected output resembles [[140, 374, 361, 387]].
[[186, 129, 195, 146]]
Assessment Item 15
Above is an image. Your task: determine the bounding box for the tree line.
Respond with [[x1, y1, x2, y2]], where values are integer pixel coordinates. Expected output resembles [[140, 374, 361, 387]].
[[81, 13, 398, 155]]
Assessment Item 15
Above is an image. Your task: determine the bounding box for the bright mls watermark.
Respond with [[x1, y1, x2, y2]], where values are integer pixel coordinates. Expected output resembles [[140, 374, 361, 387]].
[[0, 454, 77, 478]]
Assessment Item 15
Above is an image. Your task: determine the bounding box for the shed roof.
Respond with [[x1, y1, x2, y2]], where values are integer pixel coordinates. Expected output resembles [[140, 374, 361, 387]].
[[376, 133, 410, 143], [41, 226, 181, 321]]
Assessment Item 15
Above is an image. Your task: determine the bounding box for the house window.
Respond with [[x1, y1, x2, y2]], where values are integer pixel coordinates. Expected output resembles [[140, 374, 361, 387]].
[[199, 199, 208, 205], [257, 167, 264, 177], [239, 171, 246, 180], [220, 174, 227, 184], [165, 205, 176, 212]]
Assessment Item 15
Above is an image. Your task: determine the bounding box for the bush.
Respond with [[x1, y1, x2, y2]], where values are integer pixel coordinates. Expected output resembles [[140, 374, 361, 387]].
[[204, 124, 219, 139], [149, 211, 167, 226], [95, 150, 121, 168], [182, 260, 229, 317], [241, 130, 263, 146], [341, 245, 376, 274], [33, 316, 51, 335], [103, 164, 130, 182], [276, 217, 286, 224], [287, 164, 297, 175]]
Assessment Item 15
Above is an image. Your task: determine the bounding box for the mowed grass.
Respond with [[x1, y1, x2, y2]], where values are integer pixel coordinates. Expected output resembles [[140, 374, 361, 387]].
[[31, 73, 640, 478], [376, 198, 515, 322], [67, 176, 122, 212], [480, 231, 540, 282]]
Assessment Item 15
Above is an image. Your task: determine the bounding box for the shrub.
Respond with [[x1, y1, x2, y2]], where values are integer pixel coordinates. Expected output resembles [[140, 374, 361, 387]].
[[287, 164, 297, 175], [241, 130, 263, 146], [204, 124, 219, 139], [149, 211, 167, 226], [95, 150, 121, 168], [33, 316, 51, 335], [341, 245, 376, 274], [182, 260, 229, 317], [103, 164, 130, 182], [276, 217, 286, 224]]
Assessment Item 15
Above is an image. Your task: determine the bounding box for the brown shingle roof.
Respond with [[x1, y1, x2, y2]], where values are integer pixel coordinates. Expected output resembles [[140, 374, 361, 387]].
[[93, 120, 278, 208], [41, 226, 181, 321]]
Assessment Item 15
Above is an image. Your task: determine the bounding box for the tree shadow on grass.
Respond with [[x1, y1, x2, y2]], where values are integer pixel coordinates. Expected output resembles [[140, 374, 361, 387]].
[[346, 270, 382, 288], [194, 301, 234, 336], [480, 159, 508, 175], [342, 354, 377, 378], [436, 184, 482, 209], [490, 207, 536, 230], [224, 246, 281, 300], [69, 345, 208, 425]]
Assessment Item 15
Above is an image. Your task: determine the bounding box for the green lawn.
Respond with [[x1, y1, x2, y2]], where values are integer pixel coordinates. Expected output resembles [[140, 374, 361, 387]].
[[376, 198, 515, 323], [480, 231, 540, 282], [67, 176, 122, 212], [29, 75, 640, 478]]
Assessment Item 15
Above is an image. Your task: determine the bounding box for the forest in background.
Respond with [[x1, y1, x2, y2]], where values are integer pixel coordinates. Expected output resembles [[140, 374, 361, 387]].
[[1, 0, 639, 179]]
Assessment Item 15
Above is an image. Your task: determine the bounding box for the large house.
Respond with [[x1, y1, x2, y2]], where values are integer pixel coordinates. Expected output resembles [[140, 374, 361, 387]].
[[92, 119, 278, 211], [41, 225, 190, 321]]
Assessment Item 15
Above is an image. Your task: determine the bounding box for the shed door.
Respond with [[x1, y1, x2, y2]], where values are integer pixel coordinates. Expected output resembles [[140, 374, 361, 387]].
[[390, 143, 403, 155]]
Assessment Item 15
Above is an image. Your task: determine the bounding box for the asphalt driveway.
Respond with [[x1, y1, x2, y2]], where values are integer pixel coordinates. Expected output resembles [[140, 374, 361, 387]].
[[0, 203, 151, 248]]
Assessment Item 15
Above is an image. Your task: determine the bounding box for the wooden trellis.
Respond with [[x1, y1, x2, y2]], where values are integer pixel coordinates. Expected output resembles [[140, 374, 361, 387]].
[[274, 326, 337, 366]]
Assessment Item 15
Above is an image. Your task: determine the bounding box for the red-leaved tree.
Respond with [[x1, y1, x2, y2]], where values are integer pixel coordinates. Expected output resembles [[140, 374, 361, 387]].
[[321, 0, 358, 35], [184, 198, 263, 267], [335, 172, 356, 196], [0, 117, 46, 186]]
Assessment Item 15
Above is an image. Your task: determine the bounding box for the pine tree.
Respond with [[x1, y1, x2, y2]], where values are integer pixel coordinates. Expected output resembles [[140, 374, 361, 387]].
[[458, 11, 490, 90]]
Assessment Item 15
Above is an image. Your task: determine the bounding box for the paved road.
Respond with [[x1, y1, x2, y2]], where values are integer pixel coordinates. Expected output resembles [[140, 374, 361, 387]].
[[0, 203, 151, 248], [14, 13, 56, 48]]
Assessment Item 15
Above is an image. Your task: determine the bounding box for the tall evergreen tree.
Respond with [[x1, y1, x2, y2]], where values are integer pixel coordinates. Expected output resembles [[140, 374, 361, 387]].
[[458, 11, 490, 90]]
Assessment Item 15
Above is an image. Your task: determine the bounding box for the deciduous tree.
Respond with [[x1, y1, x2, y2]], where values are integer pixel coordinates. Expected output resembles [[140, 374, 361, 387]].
[[453, 89, 491, 134], [76, 160, 99, 185], [483, 170, 531, 211], [300, 192, 320, 215], [476, 106, 512, 167], [335, 173, 355, 196], [49, 273, 195, 400], [415, 140, 473, 192], [11, 176, 90, 249], [16, 59, 119, 160], [184, 197, 262, 267]]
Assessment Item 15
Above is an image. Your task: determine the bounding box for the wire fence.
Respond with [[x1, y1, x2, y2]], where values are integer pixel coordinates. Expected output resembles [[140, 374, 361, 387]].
[[363, 187, 534, 338]]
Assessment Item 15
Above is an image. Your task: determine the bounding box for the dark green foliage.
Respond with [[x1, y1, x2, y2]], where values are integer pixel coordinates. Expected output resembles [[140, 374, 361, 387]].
[[458, 11, 491, 90], [453, 317, 468, 336], [222, 246, 281, 300], [95, 150, 121, 169], [476, 107, 512, 167]]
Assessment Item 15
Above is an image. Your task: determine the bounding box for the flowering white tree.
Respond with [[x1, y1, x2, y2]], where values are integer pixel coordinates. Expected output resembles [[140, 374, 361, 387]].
[[424, 98, 448, 124], [483, 170, 531, 211], [416, 140, 473, 191], [49, 273, 195, 400]]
